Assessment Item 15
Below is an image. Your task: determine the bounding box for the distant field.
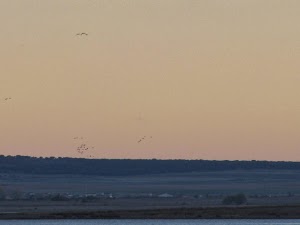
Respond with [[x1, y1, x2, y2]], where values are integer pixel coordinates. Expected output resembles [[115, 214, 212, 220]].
[[1, 169, 300, 195], [1, 169, 300, 211]]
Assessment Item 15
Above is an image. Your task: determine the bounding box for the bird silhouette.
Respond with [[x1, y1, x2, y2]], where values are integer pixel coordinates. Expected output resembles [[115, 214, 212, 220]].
[[76, 33, 88, 36]]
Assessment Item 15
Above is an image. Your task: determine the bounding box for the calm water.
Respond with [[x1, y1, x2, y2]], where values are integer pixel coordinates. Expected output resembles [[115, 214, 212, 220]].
[[0, 220, 299, 225]]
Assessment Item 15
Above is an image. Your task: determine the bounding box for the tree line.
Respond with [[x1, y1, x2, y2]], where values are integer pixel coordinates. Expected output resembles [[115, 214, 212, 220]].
[[0, 155, 299, 176]]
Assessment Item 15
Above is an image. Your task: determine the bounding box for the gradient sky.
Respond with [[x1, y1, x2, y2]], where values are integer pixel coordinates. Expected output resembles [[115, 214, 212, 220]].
[[1, 0, 300, 160]]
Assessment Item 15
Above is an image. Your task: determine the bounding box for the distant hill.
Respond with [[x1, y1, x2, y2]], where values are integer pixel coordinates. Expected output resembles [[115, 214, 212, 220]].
[[0, 155, 299, 176]]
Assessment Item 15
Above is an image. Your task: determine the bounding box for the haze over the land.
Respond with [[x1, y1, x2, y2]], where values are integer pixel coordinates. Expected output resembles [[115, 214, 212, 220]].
[[1, 0, 300, 161]]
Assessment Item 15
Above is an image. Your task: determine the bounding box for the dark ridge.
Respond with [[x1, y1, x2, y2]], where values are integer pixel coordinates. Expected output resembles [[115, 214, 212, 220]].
[[0, 155, 299, 176]]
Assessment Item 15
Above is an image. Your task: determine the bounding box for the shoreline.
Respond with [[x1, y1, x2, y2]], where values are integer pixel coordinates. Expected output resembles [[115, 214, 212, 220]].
[[1, 205, 300, 219]]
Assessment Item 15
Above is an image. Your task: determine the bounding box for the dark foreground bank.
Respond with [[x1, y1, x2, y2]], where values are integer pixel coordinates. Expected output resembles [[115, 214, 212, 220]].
[[1, 205, 300, 219]]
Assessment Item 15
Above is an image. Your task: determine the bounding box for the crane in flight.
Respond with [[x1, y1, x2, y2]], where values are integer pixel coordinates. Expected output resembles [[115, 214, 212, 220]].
[[76, 33, 88, 36]]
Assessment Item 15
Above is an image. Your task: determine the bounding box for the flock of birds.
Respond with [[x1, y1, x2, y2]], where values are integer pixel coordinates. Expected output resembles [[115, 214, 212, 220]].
[[137, 136, 152, 144], [2, 94, 153, 158], [2, 31, 154, 159], [72, 133, 153, 157], [73, 137, 95, 158]]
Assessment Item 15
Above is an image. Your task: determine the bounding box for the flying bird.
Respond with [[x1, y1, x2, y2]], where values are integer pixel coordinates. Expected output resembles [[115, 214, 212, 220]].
[[76, 33, 88, 36]]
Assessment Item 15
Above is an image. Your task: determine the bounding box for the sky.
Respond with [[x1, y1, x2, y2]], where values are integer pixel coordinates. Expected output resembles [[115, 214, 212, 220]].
[[1, 0, 300, 161]]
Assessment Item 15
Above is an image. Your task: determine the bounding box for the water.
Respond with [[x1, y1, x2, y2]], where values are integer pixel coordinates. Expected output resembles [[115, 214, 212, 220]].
[[0, 220, 299, 225]]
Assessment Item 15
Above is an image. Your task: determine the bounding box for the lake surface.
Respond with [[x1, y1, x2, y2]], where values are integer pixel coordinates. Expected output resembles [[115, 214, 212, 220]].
[[0, 220, 299, 225]]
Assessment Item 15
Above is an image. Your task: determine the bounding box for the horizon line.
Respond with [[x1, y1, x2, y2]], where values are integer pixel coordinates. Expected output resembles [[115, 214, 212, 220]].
[[0, 154, 298, 163]]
